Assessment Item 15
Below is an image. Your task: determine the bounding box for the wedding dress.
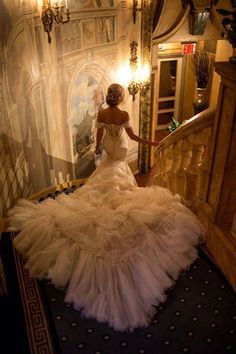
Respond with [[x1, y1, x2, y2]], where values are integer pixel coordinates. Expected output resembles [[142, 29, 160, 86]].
[[8, 121, 204, 331]]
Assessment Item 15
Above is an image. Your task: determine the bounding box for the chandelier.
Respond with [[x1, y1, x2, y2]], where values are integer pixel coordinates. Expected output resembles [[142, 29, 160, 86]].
[[42, 1, 70, 43]]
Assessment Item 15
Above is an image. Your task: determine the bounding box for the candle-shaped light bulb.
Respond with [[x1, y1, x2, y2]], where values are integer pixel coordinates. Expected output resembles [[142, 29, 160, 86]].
[[140, 63, 150, 82]]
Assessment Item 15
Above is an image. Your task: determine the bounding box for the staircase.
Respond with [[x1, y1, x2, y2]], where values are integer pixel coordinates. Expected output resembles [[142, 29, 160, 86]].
[[155, 107, 215, 213], [155, 63, 236, 291]]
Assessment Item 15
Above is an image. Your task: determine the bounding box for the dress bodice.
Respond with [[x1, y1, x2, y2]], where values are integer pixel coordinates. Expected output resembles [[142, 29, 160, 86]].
[[97, 121, 132, 161], [97, 121, 131, 139]]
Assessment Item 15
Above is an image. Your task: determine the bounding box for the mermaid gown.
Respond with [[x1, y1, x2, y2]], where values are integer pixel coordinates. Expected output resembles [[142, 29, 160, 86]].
[[8, 121, 204, 331]]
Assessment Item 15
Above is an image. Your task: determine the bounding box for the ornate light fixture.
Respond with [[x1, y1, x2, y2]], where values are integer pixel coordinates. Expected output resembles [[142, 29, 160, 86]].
[[139, 76, 150, 96], [42, 1, 70, 43], [128, 41, 150, 101], [182, 0, 211, 35], [132, 0, 146, 24], [128, 41, 139, 100]]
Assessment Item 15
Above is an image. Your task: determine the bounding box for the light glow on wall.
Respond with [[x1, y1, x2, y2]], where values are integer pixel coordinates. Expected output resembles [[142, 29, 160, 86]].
[[115, 61, 150, 88], [139, 62, 150, 82], [115, 62, 132, 87]]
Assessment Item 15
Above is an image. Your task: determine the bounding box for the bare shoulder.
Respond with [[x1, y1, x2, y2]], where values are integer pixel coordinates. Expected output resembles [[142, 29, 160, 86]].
[[120, 109, 129, 123], [97, 108, 108, 122], [98, 107, 129, 125]]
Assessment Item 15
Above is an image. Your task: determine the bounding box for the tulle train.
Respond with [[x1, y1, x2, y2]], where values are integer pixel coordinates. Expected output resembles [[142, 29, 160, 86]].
[[8, 159, 204, 331]]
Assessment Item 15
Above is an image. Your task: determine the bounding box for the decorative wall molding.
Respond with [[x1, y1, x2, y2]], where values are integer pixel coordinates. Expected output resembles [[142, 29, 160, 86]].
[[153, 3, 191, 43]]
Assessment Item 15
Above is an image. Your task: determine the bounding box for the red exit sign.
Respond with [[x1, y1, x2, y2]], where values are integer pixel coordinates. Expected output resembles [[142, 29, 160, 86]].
[[182, 42, 196, 55]]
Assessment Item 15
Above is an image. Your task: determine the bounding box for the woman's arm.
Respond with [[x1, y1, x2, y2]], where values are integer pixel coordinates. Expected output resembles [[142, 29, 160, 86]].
[[95, 126, 104, 154], [125, 126, 159, 146], [95, 110, 104, 154]]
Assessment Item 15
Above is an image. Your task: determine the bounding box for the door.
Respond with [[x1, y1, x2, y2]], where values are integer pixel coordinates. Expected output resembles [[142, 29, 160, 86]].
[[156, 56, 183, 130]]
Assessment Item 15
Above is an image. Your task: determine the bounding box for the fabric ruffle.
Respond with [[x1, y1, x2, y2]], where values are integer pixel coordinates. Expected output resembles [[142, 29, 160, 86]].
[[8, 159, 204, 331]]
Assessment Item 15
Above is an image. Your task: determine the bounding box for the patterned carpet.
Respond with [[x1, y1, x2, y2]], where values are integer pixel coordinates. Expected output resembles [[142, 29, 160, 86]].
[[0, 231, 236, 354], [0, 167, 235, 354], [41, 254, 236, 354]]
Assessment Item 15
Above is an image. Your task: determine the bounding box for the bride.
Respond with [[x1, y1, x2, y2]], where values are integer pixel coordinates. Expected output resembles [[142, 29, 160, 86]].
[[8, 83, 204, 332]]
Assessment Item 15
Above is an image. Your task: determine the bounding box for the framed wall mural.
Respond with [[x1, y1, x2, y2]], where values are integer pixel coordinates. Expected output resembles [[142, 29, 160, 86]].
[[56, 16, 115, 56], [69, 73, 105, 178]]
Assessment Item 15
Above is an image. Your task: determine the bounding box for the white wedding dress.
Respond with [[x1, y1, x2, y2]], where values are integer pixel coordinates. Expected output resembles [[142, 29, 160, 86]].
[[8, 121, 204, 331]]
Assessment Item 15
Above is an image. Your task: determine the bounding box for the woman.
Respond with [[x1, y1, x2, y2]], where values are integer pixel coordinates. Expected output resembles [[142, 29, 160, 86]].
[[8, 83, 204, 332], [95, 83, 159, 156]]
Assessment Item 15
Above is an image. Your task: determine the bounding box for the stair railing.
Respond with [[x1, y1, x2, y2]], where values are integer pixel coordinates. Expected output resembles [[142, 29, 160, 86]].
[[155, 107, 216, 213]]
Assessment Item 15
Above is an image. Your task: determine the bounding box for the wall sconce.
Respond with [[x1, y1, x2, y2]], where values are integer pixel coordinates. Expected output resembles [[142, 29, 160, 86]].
[[132, 0, 146, 24], [42, 1, 70, 43], [127, 41, 150, 101]]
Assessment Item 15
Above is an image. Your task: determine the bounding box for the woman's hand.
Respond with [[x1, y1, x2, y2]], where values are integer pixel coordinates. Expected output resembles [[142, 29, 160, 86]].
[[150, 141, 160, 146], [145, 141, 159, 146]]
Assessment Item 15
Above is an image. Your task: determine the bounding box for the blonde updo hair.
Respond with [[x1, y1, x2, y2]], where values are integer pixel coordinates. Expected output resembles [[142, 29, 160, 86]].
[[106, 83, 125, 107]]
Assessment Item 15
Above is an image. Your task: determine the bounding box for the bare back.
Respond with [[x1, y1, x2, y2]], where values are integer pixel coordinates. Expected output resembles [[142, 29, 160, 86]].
[[97, 107, 129, 126]]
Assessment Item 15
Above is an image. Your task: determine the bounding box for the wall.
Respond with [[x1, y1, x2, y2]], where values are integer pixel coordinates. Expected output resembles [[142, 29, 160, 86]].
[[0, 0, 141, 217], [209, 40, 233, 108]]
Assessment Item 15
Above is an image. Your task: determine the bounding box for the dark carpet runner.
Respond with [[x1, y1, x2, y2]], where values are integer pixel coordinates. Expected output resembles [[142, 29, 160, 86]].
[[0, 231, 236, 354]]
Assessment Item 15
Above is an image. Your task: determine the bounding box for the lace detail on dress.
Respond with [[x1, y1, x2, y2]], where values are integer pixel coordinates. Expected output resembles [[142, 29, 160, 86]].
[[96, 120, 131, 142], [122, 120, 132, 128], [96, 120, 131, 129], [96, 122, 104, 128]]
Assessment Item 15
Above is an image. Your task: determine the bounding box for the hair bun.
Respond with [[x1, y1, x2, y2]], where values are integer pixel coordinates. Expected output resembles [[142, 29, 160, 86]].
[[106, 92, 118, 106], [106, 83, 125, 107]]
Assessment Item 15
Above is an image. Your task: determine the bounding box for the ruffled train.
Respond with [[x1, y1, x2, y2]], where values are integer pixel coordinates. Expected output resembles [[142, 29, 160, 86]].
[[8, 159, 204, 331]]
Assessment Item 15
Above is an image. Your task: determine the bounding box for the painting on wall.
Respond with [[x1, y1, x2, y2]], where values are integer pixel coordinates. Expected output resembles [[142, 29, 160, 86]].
[[94, 0, 115, 7], [69, 0, 115, 10], [0, 0, 122, 217], [82, 20, 96, 48], [57, 16, 115, 55], [70, 73, 105, 178], [96, 17, 115, 44]]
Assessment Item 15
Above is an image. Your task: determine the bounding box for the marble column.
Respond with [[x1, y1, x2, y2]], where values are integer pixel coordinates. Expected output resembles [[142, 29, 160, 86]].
[[138, 0, 153, 173]]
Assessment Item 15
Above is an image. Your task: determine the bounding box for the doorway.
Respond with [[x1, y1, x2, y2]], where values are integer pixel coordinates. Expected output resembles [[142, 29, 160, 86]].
[[156, 56, 183, 130]]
